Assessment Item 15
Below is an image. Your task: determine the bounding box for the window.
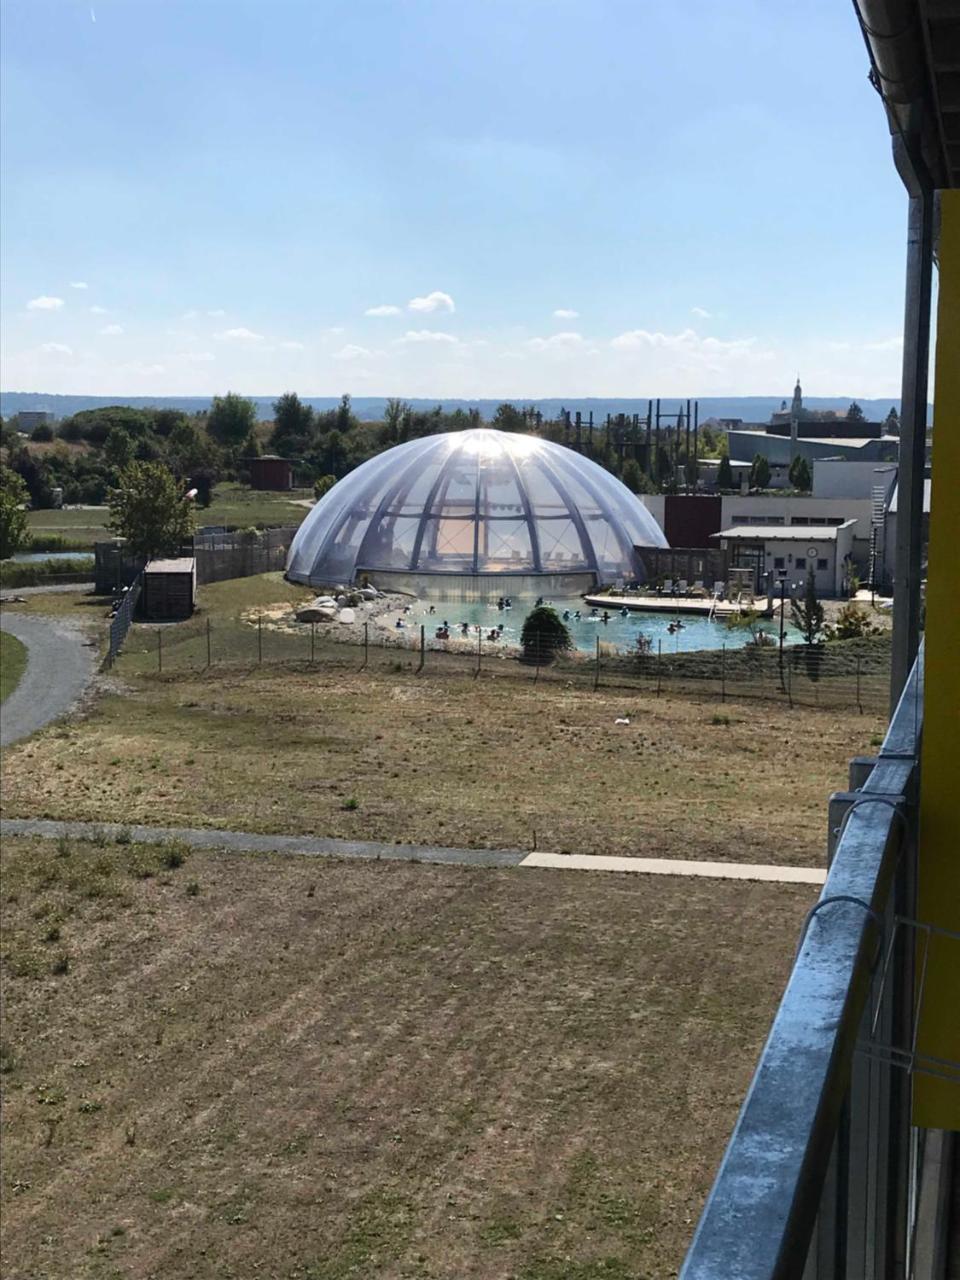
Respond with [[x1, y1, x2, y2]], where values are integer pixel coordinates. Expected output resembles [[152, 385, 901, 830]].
[[817, 558, 828, 570], [790, 516, 809, 525], [795, 557, 807, 570], [774, 556, 785, 570]]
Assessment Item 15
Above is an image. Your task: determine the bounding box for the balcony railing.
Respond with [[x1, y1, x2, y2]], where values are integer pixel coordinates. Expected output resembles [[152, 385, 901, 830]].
[[680, 646, 930, 1279]]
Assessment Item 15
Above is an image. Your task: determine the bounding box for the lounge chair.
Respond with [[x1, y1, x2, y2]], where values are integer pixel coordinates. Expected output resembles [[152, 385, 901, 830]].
[[692, 579, 705, 596], [662, 579, 673, 597], [677, 579, 689, 596]]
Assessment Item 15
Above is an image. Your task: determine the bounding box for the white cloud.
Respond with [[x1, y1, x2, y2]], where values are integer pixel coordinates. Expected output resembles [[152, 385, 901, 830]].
[[397, 329, 459, 345], [215, 327, 263, 341], [99, 323, 124, 336], [364, 304, 402, 317], [278, 340, 305, 351], [527, 331, 584, 352], [125, 362, 166, 376], [183, 351, 216, 363], [863, 336, 902, 352], [332, 343, 373, 361], [207, 309, 226, 317], [408, 290, 455, 314], [610, 327, 763, 362], [39, 342, 73, 355], [691, 306, 711, 319], [552, 308, 579, 320], [89, 305, 108, 314], [69, 281, 89, 290], [28, 295, 65, 311]]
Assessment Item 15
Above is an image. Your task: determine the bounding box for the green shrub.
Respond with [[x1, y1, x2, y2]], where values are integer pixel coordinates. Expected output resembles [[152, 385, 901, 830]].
[[519, 605, 572, 665]]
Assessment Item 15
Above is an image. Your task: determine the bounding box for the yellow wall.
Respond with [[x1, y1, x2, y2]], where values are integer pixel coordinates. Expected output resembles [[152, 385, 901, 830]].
[[915, 188, 960, 1131]]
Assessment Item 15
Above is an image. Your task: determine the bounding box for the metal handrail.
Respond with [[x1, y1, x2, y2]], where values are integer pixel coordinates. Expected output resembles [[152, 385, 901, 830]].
[[680, 646, 924, 1279]]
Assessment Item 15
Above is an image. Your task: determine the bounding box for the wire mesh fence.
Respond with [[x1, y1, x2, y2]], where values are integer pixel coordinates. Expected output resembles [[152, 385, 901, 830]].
[[115, 613, 892, 713]]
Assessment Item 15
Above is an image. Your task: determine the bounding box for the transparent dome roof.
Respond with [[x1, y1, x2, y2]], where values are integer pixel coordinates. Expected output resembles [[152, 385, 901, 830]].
[[286, 428, 667, 587]]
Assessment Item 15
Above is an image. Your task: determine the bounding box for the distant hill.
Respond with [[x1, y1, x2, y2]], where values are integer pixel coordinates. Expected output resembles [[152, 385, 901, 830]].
[[0, 391, 911, 424]]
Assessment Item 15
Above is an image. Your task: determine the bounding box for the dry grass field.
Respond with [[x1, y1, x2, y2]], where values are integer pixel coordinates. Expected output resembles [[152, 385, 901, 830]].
[[0, 833, 816, 1280], [0, 660, 883, 865]]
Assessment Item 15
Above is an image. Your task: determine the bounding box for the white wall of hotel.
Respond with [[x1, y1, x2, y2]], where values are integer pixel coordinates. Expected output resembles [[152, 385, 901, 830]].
[[640, 494, 873, 574], [812, 459, 899, 500], [715, 522, 857, 597]]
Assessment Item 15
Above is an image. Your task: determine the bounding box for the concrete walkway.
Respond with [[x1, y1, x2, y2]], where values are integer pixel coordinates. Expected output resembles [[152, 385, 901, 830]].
[[0, 818, 826, 884], [0, 613, 97, 747]]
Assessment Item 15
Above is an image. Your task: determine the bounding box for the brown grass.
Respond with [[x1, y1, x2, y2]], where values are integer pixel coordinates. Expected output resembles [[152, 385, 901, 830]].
[[0, 834, 815, 1279], [0, 664, 881, 866]]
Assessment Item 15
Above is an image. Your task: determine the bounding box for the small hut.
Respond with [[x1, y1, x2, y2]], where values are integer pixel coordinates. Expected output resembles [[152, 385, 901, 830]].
[[248, 455, 294, 491], [140, 558, 196, 620]]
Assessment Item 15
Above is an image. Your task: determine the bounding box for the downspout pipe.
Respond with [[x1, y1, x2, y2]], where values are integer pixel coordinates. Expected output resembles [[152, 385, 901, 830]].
[[889, 126, 935, 709]]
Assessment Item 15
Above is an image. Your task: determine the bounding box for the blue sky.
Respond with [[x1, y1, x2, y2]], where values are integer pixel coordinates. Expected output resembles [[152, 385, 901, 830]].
[[1, 0, 910, 399]]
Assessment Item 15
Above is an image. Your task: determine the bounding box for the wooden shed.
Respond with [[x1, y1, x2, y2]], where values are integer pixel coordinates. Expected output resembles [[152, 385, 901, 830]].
[[248, 455, 294, 491], [140, 557, 196, 621]]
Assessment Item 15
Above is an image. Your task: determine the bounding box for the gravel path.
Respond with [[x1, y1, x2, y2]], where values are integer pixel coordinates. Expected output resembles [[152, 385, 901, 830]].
[[0, 612, 98, 747], [0, 818, 824, 883]]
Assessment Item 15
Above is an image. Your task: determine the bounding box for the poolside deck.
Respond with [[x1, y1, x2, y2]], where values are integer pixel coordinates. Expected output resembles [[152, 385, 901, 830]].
[[583, 593, 780, 618]]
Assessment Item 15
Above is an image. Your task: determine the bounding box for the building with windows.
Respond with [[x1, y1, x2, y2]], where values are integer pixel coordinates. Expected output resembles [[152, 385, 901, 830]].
[[712, 520, 857, 597]]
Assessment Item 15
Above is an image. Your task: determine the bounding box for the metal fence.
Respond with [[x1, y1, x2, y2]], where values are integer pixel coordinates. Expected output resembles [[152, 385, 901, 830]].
[[102, 573, 143, 669], [679, 649, 956, 1279], [113, 614, 892, 713]]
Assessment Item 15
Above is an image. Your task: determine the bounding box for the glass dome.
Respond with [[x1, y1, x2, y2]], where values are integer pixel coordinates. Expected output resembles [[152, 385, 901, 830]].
[[286, 428, 667, 591]]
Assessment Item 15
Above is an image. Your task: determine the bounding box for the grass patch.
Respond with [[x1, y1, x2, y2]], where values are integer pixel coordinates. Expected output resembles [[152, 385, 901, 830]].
[[0, 834, 815, 1278], [1, 629, 28, 703], [1, 660, 883, 867], [24, 484, 311, 550]]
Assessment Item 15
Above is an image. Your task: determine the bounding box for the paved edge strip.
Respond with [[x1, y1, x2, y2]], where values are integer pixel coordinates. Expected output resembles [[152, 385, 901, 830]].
[[519, 851, 827, 884], [0, 818, 825, 883]]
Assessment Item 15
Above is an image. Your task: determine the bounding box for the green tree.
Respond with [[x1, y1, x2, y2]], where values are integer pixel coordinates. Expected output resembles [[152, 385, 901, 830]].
[[716, 454, 735, 489], [108, 462, 195, 560], [791, 569, 826, 646], [520, 605, 572, 665], [749, 453, 771, 489], [313, 474, 337, 500], [788, 455, 811, 491], [847, 401, 865, 422], [103, 427, 135, 475], [381, 397, 410, 445], [335, 393, 356, 434], [493, 403, 526, 433], [167, 419, 217, 479], [0, 467, 30, 558], [270, 392, 315, 454], [207, 392, 257, 447], [30, 421, 54, 442], [883, 406, 900, 436], [621, 458, 648, 494]]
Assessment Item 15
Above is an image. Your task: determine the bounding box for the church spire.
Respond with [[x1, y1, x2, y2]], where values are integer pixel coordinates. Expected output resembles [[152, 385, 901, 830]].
[[791, 375, 803, 419]]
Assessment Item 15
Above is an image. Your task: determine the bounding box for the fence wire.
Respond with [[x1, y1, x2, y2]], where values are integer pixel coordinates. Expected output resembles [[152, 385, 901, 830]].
[[115, 614, 891, 713]]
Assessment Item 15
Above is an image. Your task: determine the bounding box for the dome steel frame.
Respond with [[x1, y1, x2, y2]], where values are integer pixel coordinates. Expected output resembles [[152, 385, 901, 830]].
[[286, 428, 667, 590]]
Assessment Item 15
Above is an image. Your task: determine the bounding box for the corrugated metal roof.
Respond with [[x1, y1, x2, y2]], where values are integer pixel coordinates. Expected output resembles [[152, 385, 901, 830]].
[[715, 522, 856, 541]]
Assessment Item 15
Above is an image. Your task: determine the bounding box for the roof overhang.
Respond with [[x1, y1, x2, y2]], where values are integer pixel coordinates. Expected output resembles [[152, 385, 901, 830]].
[[854, 0, 960, 190]]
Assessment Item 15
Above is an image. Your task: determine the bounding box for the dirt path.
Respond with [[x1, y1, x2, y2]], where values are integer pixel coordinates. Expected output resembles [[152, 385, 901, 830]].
[[0, 817, 826, 883], [0, 612, 97, 747]]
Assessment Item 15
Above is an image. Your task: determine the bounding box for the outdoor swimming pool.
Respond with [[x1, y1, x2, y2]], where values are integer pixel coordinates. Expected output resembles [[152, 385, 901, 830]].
[[404, 595, 802, 655]]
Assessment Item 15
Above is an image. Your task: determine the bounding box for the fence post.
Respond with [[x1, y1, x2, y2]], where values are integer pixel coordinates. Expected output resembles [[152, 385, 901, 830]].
[[206, 617, 211, 669], [856, 653, 862, 714], [656, 638, 662, 697], [476, 627, 482, 677], [416, 624, 425, 673], [311, 621, 316, 664], [363, 622, 368, 670], [594, 635, 601, 691], [158, 627, 162, 675], [258, 614, 263, 664], [787, 653, 793, 708], [721, 643, 726, 702]]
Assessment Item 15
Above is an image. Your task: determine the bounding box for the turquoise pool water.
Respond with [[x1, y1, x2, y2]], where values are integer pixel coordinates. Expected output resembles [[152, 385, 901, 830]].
[[404, 594, 801, 655]]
